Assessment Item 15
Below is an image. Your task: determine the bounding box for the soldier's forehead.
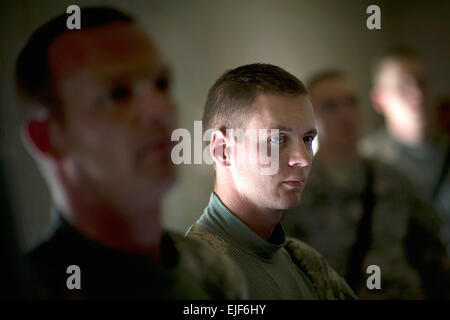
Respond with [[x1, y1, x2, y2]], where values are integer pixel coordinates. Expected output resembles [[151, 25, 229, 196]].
[[380, 58, 425, 78], [48, 22, 156, 82], [311, 77, 357, 98]]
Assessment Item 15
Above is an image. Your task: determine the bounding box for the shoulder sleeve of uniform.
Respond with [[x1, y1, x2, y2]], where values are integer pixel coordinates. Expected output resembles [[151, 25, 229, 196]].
[[284, 237, 357, 300], [171, 229, 248, 300], [186, 223, 230, 254]]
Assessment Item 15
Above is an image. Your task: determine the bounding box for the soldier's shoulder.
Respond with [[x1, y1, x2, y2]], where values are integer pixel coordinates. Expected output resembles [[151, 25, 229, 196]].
[[168, 229, 223, 264], [168, 230, 247, 299], [367, 157, 442, 227], [169, 229, 225, 257], [185, 223, 231, 254], [284, 237, 357, 300], [284, 237, 330, 274]]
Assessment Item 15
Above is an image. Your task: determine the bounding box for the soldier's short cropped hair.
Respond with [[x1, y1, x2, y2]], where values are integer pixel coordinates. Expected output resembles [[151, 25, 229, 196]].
[[372, 46, 421, 87], [202, 63, 308, 132], [15, 7, 134, 117]]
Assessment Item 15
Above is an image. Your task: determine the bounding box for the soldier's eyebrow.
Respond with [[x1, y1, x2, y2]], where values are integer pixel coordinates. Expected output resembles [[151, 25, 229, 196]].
[[268, 125, 294, 132], [269, 126, 317, 136], [304, 128, 318, 136]]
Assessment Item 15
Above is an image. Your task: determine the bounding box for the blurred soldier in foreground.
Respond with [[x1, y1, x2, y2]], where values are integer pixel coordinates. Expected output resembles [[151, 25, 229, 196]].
[[15, 7, 246, 299], [282, 70, 449, 299], [360, 47, 449, 253], [187, 63, 356, 300]]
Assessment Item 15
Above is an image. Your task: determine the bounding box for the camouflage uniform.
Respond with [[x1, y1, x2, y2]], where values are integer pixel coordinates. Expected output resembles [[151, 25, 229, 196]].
[[360, 128, 450, 252], [188, 218, 356, 300], [28, 214, 247, 299], [282, 156, 448, 299]]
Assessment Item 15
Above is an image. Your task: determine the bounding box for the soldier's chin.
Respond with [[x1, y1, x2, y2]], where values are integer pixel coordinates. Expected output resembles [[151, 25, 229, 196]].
[[275, 193, 303, 210]]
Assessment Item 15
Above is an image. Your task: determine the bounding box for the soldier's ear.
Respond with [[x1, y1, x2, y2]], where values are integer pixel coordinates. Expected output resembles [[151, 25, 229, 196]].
[[23, 119, 52, 155], [210, 129, 232, 167], [22, 117, 67, 160]]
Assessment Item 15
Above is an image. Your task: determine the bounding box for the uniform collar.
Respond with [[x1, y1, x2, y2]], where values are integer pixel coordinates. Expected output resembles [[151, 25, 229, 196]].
[[198, 193, 286, 260]]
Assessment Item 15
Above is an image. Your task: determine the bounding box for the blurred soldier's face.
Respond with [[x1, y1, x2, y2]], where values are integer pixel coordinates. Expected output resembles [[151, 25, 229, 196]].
[[375, 58, 432, 124], [229, 94, 316, 210], [310, 77, 361, 150], [48, 22, 177, 204]]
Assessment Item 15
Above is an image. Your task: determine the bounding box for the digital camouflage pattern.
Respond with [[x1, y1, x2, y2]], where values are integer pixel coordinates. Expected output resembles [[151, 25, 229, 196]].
[[282, 156, 449, 299], [360, 128, 450, 254], [169, 231, 249, 300], [187, 223, 357, 300]]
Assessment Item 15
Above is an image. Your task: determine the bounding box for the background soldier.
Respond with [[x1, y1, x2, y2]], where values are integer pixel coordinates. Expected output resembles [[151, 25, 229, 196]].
[[282, 70, 449, 299]]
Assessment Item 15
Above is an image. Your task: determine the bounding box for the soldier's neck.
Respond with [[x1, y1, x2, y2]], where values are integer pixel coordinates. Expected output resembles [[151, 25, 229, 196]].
[[57, 179, 164, 263], [387, 115, 434, 147], [215, 181, 281, 242]]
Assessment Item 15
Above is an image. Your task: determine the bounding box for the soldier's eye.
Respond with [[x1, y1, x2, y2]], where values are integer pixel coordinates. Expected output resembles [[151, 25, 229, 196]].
[[155, 74, 170, 93], [269, 135, 286, 144], [346, 96, 358, 108], [111, 85, 132, 103], [303, 135, 314, 145]]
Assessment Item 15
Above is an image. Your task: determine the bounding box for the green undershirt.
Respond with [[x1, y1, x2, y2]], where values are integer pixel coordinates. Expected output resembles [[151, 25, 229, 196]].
[[196, 193, 318, 300]]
